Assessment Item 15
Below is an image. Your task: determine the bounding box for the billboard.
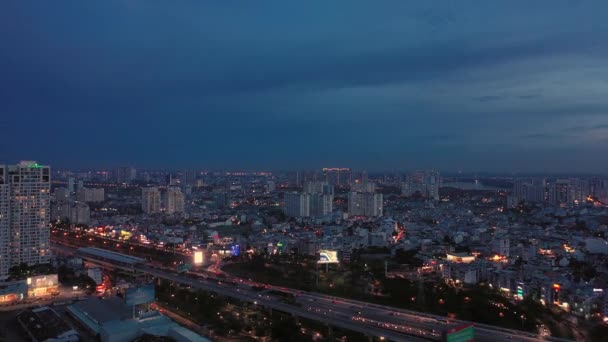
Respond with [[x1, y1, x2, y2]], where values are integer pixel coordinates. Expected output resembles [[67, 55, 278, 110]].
[[27, 274, 59, 288], [193, 251, 204, 265], [444, 323, 474, 342], [517, 282, 524, 300], [27, 274, 59, 297], [125, 284, 155, 306], [230, 244, 241, 257], [318, 250, 339, 264]]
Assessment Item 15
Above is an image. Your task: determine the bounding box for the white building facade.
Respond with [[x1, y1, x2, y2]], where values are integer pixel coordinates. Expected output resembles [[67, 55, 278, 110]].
[[0, 162, 51, 280]]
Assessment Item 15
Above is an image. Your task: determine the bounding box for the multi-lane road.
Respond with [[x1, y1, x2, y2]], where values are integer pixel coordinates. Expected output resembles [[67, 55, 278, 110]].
[[52, 243, 572, 342]]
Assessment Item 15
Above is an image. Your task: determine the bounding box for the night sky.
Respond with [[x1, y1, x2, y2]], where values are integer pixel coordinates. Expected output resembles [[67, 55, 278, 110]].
[[2, 1, 608, 172]]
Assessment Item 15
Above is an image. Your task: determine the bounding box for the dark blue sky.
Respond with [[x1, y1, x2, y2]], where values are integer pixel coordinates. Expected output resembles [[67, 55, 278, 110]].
[[2, 1, 608, 172]]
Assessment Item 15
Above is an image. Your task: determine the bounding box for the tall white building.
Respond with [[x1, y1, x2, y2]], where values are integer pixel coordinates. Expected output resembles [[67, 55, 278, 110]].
[[547, 178, 590, 206], [54, 187, 70, 202], [265, 181, 276, 193], [595, 179, 608, 204], [304, 181, 334, 195], [165, 186, 185, 214], [401, 170, 440, 200], [70, 202, 91, 225], [141, 187, 161, 214], [181, 170, 197, 186], [303, 181, 334, 217], [0, 172, 9, 279], [115, 166, 136, 184], [67, 177, 75, 193], [76, 187, 104, 203], [348, 192, 383, 217], [571, 178, 590, 204], [322, 168, 351, 186], [495, 238, 510, 257], [284, 192, 310, 218], [51, 202, 72, 222], [351, 179, 376, 193], [309, 193, 333, 217], [0, 161, 51, 280], [513, 178, 545, 204]]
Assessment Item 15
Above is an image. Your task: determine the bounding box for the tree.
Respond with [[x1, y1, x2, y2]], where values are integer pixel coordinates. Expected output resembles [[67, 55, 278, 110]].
[[270, 316, 308, 342], [513, 256, 524, 268]]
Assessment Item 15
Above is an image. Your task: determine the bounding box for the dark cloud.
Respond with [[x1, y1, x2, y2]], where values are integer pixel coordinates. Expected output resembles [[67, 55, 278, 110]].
[[520, 133, 573, 140], [1, 1, 608, 171], [518, 94, 543, 100], [473, 96, 504, 102]]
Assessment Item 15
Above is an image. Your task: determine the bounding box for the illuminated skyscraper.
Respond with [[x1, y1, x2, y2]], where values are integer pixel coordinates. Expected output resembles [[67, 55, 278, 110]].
[[0, 161, 51, 280]]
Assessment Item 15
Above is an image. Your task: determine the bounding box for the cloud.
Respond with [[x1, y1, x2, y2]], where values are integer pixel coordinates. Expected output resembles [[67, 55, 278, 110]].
[[520, 133, 571, 140], [1, 1, 608, 170], [473, 96, 505, 103]]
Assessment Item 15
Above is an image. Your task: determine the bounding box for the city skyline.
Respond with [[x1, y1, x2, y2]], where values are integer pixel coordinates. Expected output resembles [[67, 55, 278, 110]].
[[3, 1, 608, 171]]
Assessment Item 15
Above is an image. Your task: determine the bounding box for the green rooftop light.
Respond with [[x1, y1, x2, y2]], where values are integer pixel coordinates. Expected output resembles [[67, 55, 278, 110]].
[[28, 163, 42, 168]]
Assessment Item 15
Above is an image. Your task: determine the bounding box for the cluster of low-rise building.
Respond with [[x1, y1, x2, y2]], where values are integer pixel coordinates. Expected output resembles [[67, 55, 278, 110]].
[[49, 168, 608, 327]]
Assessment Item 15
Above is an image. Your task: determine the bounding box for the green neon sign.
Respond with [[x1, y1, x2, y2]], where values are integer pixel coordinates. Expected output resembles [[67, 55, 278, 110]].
[[446, 326, 474, 342]]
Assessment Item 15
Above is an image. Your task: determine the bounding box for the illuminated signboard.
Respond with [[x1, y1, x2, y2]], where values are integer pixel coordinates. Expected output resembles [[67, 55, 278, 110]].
[[444, 323, 474, 342], [517, 282, 524, 300], [125, 284, 155, 306], [318, 250, 339, 264], [230, 244, 241, 257], [517, 286, 524, 300], [193, 251, 204, 265]]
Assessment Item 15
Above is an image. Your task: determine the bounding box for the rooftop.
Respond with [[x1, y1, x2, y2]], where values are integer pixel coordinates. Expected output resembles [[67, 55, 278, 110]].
[[69, 296, 133, 325], [17, 306, 78, 342], [68, 297, 211, 342]]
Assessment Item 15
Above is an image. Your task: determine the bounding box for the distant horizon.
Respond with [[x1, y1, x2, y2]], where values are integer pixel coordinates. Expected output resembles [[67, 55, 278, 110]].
[[3, 158, 608, 177], [29, 164, 607, 178]]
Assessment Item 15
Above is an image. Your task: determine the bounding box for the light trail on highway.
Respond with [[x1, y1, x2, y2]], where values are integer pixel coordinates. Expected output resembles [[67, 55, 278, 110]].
[[51, 242, 572, 342]]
